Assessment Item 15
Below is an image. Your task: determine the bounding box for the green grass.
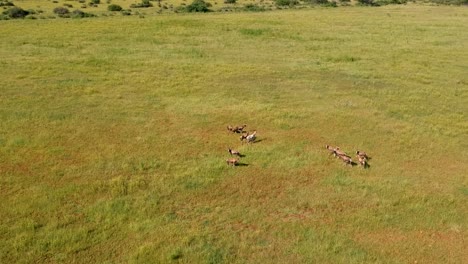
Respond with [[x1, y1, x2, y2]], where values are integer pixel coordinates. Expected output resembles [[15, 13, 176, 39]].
[[1, 5, 467, 263]]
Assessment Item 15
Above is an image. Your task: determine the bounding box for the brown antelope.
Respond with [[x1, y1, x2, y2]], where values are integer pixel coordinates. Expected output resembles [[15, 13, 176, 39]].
[[240, 131, 249, 142], [226, 158, 239, 166], [325, 145, 336, 156], [228, 148, 241, 157], [334, 147, 348, 158], [356, 154, 368, 168], [228, 124, 247, 133], [356, 150, 370, 160], [339, 154, 353, 166]]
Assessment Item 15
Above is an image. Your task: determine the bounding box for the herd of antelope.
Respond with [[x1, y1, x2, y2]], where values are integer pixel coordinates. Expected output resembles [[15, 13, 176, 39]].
[[225, 124, 257, 166], [224, 124, 371, 168], [325, 145, 371, 168]]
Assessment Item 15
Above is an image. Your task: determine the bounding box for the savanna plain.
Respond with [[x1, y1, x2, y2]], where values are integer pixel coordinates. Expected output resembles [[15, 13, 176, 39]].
[[1, 5, 467, 263]]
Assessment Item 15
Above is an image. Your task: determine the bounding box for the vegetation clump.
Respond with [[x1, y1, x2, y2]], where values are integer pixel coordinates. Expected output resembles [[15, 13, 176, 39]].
[[186, 0, 212, 12], [107, 4, 122, 11], [130, 0, 153, 8], [243, 3, 266, 11], [70, 9, 95, 17], [304, 0, 337, 6], [121, 9, 132, 15], [53, 6, 70, 16], [275, 0, 299, 6], [356, 0, 380, 5], [4, 6, 29, 18], [0, 0, 14, 7]]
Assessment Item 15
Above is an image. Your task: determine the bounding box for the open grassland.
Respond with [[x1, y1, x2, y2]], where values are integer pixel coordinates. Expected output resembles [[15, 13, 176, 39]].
[[1, 5, 468, 263]]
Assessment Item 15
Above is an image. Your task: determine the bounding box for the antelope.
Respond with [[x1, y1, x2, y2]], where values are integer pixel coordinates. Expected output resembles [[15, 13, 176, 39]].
[[325, 145, 336, 156], [334, 147, 348, 158], [245, 130, 257, 143], [233, 124, 247, 133], [226, 158, 239, 166], [240, 131, 249, 142], [356, 150, 370, 160], [228, 148, 241, 157], [356, 154, 368, 168], [339, 154, 353, 166], [228, 124, 246, 133]]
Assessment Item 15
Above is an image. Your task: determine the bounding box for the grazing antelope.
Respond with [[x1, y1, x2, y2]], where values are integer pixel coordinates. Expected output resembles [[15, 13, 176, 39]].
[[226, 158, 239, 166], [338, 154, 353, 166], [356, 150, 370, 160], [334, 147, 348, 158], [228, 124, 247, 133], [240, 131, 249, 142], [356, 154, 368, 168], [325, 145, 336, 156], [228, 148, 241, 157]]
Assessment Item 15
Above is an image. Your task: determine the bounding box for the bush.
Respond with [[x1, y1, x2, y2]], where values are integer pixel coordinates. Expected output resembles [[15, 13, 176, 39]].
[[356, 0, 379, 5], [53, 6, 70, 16], [186, 0, 212, 12], [107, 4, 122, 11], [243, 3, 265, 11], [5, 6, 29, 18], [0, 1, 14, 7], [275, 0, 298, 6], [428, 0, 466, 4], [71, 9, 95, 18], [90, 0, 100, 4], [130, 0, 153, 8], [375, 0, 406, 5], [304, 0, 329, 4], [224, 0, 236, 3], [121, 9, 131, 15]]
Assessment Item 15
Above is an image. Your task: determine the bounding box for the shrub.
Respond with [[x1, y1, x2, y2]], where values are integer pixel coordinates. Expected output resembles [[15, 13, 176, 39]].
[[71, 9, 95, 17], [90, 0, 100, 4], [224, 0, 236, 3], [243, 3, 265, 11], [174, 5, 187, 12], [375, 0, 406, 4], [130, 0, 153, 8], [305, 0, 329, 4], [356, 0, 379, 5], [107, 4, 122, 11], [53, 6, 70, 16], [5, 6, 29, 18], [121, 9, 131, 15], [275, 0, 298, 6], [0, 1, 14, 7], [186, 0, 212, 12]]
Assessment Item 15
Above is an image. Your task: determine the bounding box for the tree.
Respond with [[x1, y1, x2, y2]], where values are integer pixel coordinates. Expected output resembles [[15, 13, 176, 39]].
[[186, 0, 212, 12], [6, 7, 29, 18]]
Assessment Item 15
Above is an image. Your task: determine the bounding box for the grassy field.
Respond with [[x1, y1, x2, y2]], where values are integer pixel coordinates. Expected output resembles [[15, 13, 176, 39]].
[[1, 5, 467, 263]]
